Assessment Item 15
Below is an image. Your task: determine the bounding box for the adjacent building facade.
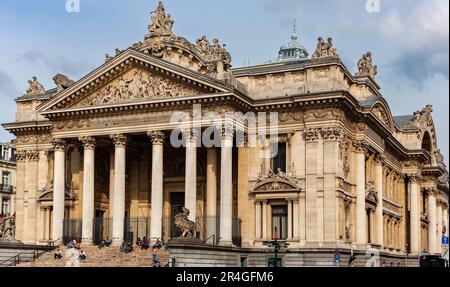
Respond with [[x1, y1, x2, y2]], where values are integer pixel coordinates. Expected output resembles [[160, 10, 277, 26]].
[[2, 2, 448, 265], [0, 143, 16, 216]]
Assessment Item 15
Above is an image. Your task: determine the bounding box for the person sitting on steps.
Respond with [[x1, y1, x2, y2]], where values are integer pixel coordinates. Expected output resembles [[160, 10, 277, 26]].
[[54, 249, 63, 260]]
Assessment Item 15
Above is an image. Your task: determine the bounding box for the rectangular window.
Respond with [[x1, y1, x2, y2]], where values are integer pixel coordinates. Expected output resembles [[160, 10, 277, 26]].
[[271, 142, 286, 173], [272, 205, 288, 240], [240, 256, 248, 267], [1, 199, 9, 214], [2, 172, 10, 186]]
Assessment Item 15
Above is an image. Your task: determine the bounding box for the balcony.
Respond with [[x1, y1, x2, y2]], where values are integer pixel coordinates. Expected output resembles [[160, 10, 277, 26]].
[[0, 184, 14, 193]]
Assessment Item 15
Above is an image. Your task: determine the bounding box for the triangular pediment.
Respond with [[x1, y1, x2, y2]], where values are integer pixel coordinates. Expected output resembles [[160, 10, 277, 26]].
[[38, 49, 231, 113]]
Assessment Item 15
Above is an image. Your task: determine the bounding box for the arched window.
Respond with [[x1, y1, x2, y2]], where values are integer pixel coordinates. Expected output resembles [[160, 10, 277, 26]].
[[422, 132, 432, 153]]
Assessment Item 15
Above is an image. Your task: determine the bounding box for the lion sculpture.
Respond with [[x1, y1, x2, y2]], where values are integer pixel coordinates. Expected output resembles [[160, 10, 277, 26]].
[[174, 207, 197, 238], [53, 74, 75, 93]]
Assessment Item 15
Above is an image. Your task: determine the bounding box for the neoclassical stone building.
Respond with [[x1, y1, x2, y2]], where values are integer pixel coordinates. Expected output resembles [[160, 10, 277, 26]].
[[2, 2, 448, 266]]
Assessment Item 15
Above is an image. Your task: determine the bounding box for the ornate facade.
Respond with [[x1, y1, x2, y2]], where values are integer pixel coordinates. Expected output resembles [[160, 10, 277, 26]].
[[2, 2, 448, 265], [0, 143, 16, 217]]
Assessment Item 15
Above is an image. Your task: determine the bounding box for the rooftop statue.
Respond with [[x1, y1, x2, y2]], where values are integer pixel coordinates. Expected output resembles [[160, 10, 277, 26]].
[[355, 52, 378, 78], [53, 74, 75, 93], [148, 1, 174, 37], [26, 76, 45, 96], [312, 37, 338, 59]]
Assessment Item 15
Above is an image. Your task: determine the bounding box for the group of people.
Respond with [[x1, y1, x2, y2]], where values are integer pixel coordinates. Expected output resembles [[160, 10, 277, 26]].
[[120, 242, 134, 253], [54, 239, 88, 262], [97, 237, 113, 249]]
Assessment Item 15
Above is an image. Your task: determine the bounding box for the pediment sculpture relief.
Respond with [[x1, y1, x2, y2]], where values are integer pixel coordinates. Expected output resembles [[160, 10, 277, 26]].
[[252, 168, 301, 193], [75, 69, 201, 108]]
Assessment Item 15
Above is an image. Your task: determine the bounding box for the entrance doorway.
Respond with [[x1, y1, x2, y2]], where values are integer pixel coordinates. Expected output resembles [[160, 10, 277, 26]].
[[170, 193, 185, 239], [94, 210, 104, 244], [272, 205, 288, 240]]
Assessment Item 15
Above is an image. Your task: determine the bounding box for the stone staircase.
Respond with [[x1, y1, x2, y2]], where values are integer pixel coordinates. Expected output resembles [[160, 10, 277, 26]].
[[17, 245, 170, 267]]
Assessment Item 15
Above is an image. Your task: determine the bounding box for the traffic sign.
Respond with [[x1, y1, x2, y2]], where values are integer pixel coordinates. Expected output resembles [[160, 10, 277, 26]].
[[442, 236, 449, 245]]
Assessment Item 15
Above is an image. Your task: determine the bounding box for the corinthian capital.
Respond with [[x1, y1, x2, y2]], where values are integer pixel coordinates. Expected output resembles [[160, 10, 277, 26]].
[[148, 130, 165, 145], [321, 126, 344, 141], [79, 136, 96, 150], [303, 128, 321, 142], [353, 140, 368, 154], [26, 150, 39, 162], [16, 150, 27, 162], [110, 134, 127, 148], [425, 187, 437, 196], [52, 139, 67, 151], [409, 173, 422, 183], [374, 154, 386, 165]]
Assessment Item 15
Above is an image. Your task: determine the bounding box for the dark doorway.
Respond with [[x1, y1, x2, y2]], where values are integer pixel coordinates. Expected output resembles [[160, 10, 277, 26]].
[[94, 210, 104, 244], [170, 193, 185, 239]]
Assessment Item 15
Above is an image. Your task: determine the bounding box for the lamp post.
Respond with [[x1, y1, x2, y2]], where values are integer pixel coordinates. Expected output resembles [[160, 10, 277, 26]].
[[263, 227, 289, 267]]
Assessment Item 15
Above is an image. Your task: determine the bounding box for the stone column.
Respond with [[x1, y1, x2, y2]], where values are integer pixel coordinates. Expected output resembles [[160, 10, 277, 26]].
[[354, 141, 367, 246], [111, 134, 127, 245], [0, 196, 2, 214], [185, 130, 198, 222], [52, 140, 66, 243], [219, 127, 233, 246], [148, 131, 165, 242], [427, 188, 437, 254], [293, 199, 299, 239], [437, 202, 443, 254], [444, 208, 449, 237], [45, 208, 51, 241], [262, 200, 268, 240], [206, 148, 218, 242], [80, 136, 96, 244], [409, 175, 421, 254], [255, 200, 261, 240], [287, 199, 293, 240], [374, 155, 384, 247]]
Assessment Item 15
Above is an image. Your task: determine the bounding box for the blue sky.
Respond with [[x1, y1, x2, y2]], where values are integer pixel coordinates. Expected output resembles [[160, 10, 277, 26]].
[[0, 0, 448, 165]]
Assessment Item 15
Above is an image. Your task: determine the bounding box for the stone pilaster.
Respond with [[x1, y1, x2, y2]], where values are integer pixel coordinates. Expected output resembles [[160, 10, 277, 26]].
[[321, 127, 343, 243], [304, 128, 320, 244], [148, 131, 165, 242], [110, 134, 127, 245], [80, 136, 96, 244], [255, 200, 262, 240]]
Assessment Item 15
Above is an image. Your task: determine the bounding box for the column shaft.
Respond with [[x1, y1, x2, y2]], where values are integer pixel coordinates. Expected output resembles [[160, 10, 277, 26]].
[[355, 147, 367, 245], [428, 190, 437, 254], [206, 148, 218, 242], [219, 134, 233, 246], [111, 135, 126, 245], [81, 137, 96, 244], [52, 141, 66, 243], [149, 131, 164, 241], [262, 200, 268, 240], [287, 200, 293, 239], [410, 177, 420, 254], [374, 159, 384, 246], [185, 134, 197, 222], [255, 201, 261, 240]]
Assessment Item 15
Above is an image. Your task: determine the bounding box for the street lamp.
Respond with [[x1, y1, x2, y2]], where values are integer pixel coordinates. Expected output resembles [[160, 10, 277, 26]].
[[263, 227, 289, 267]]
